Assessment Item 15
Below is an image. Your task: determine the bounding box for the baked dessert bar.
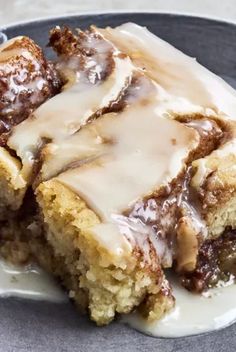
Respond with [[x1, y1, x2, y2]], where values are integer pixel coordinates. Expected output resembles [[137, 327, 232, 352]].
[[1, 24, 236, 326], [0, 35, 61, 217]]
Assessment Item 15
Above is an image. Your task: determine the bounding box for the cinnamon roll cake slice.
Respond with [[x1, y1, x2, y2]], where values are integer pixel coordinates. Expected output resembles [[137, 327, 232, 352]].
[[33, 25, 236, 325], [0, 35, 61, 217], [36, 95, 199, 324], [2, 24, 236, 328], [0, 26, 134, 217], [34, 69, 229, 325], [97, 23, 236, 291]]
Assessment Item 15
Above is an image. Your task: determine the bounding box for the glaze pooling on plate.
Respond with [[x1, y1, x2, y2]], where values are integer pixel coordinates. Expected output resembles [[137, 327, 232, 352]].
[[2, 257, 236, 339], [123, 274, 236, 337], [0, 260, 66, 302]]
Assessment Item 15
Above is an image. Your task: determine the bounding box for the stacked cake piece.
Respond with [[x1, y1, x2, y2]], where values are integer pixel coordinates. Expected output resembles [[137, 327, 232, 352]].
[[1, 23, 236, 325]]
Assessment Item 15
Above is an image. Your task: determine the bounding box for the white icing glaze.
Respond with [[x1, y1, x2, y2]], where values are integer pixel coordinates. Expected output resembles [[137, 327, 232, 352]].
[[54, 94, 199, 258], [98, 22, 236, 119], [123, 274, 236, 337], [56, 102, 199, 220], [1, 258, 236, 339], [0, 260, 66, 302], [8, 26, 220, 187], [40, 75, 207, 182], [108, 214, 173, 266], [191, 158, 210, 189], [8, 52, 134, 180], [1, 255, 236, 339], [88, 222, 133, 259]]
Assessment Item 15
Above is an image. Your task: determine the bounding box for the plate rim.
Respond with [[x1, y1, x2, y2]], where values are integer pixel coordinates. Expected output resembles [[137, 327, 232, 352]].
[[1, 10, 236, 33]]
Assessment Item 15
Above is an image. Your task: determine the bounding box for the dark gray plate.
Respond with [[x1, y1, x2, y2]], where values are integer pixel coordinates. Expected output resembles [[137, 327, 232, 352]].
[[0, 12, 236, 352]]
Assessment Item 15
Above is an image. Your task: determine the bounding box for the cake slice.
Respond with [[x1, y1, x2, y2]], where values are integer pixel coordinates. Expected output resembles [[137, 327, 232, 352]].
[[0, 35, 61, 217], [36, 100, 199, 325], [33, 25, 236, 327], [36, 113, 236, 325], [14, 25, 232, 326], [96, 23, 236, 288], [34, 67, 229, 325], [0, 27, 134, 216]]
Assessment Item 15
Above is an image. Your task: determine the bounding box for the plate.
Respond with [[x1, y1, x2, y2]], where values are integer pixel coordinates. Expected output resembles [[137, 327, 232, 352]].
[[1, 12, 236, 352]]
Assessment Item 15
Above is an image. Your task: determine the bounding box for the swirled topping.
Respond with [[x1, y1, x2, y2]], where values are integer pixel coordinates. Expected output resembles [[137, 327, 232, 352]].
[[97, 22, 236, 119], [8, 27, 134, 180], [0, 36, 61, 146]]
